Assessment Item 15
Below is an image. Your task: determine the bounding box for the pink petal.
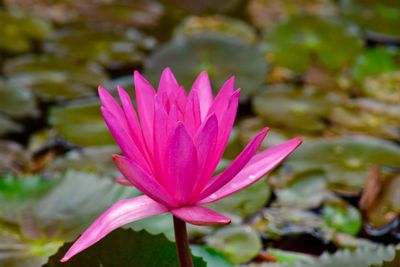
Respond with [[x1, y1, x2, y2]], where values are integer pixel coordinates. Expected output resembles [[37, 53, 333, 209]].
[[207, 77, 235, 119], [115, 177, 132, 186], [190, 114, 219, 199], [98, 86, 124, 119], [158, 67, 179, 96], [184, 90, 202, 136], [101, 107, 151, 172], [60, 195, 167, 262], [199, 137, 303, 204], [134, 71, 156, 154], [165, 123, 198, 204], [152, 96, 169, 181], [196, 128, 268, 201], [113, 155, 177, 207], [191, 71, 213, 120], [171, 205, 231, 226]]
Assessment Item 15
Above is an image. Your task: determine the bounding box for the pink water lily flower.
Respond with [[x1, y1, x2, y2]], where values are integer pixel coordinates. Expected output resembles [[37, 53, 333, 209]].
[[61, 68, 302, 262]]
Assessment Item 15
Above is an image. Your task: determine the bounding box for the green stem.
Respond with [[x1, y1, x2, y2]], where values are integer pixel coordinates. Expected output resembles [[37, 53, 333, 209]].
[[173, 216, 194, 267]]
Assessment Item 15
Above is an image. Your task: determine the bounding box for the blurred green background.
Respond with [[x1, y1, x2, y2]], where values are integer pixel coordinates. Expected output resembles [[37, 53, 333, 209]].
[[0, 0, 399, 266]]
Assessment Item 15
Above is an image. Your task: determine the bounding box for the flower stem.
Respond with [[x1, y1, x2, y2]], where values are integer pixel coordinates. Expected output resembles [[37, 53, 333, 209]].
[[173, 216, 194, 267]]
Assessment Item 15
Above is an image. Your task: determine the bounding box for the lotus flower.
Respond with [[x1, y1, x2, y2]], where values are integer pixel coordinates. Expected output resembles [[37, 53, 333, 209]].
[[61, 68, 302, 262]]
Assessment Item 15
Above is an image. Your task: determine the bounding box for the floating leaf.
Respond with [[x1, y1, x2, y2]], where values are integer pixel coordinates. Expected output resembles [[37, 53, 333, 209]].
[[207, 178, 271, 222], [44, 229, 206, 267], [0, 10, 51, 53], [48, 99, 113, 146], [285, 137, 400, 193], [341, 0, 400, 38], [174, 15, 257, 44], [4, 55, 108, 101], [45, 28, 156, 69], [372, 247, 400, 267], [0, 171, 140, 267], [247, 0, 338, 30], [362, 71, 400, 104], [161, 0, 241, 14], [0, 113, 22, 136], [352, 47, 400, 82], [191, 245, 234, 267], [252, 85, 342, 134], [207, 225, 262, 264], [322, 203, 362, 236], [0, 79, 38, 118], [275, 170, 335, 209], [261, 15, 362, 72], [144, 34, 267, 99]]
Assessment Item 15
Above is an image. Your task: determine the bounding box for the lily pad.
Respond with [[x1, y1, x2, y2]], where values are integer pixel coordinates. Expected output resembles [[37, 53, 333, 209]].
[[275, 170, 335, 209], [0, 79, 38, 118], [0, 171, 140, 267], [0, 114, 22, 136], [285, 136, 400, 193], [45, 28, 156, 69], [207, 225, 262, 264], [0, 10, 51, 53], [144, 34, 267, 99], [322, 203, 362, 236], [207, 178, 271, 223], [44, 229, 206, 267], [160, 0, 241, 14], [340, 0, 400, 39], [191, 245, 234, 267], [3, 55, 108, 101], [362, 71, 400, 104], [252, 85, 342, 134], [352, 47, 400, 82], [261, 15, 363, 72], [330, 101, 400, 141], [174, 15, 257, 44], [48, 99, 113, 146], [247, 0, 338, 30]]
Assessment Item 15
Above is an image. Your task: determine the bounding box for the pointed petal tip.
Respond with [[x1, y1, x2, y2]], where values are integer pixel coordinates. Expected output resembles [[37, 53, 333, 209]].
[[60, 257, 68, 262]]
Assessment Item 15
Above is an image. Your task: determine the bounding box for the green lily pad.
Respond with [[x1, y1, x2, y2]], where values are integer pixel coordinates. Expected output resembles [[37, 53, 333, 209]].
[[0, 141, 31, 175], [3, 55, 108, 101], [275, 170, 335, 209], [352, 47, 400, 82], [252, 85, 342, 134], [207, 225, 262, 264], [340, 0, 400, 38], [207, 177, 271, 223], [362, 71, 400, 104], [0, 171, 140, 267], [322, 203, 362, 236], [191, 245, 234, 267], [285, 136, 400, 193], [45, 28, 156, 68], [330, 100, 400, 141], [48, 99, 113, 146], [247, 0, 338, 30], [174, 15, 257, 44], [44, 229, 206, 267], [261, 15, 363, 72], [144, 34, 267, 99], [0, 79, 38, 118], [0, 10, 51, 53], [267, 248, 313, 264]]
